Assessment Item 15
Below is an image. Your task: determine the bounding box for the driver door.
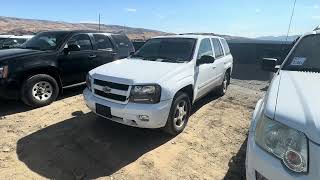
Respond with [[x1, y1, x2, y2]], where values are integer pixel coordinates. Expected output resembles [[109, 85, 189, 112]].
[[58, 34, 95, 86], [194, 38, 217, 100]]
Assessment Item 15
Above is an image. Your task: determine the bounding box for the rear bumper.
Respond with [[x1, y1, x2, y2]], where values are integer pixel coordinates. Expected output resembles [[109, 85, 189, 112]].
[[83, 88, 172, 129], [0, 79, 20, 100]]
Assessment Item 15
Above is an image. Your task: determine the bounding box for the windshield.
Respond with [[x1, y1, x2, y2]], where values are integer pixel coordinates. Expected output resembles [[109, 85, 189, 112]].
[[131, 38, 196, 63], [23, 32, 69, 51], [0, 38, 7, 47], [283, 35, 320, 72]]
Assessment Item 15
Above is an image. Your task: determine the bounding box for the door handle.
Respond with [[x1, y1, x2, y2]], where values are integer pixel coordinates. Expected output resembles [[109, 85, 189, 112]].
[[88, 55, 97, 59]]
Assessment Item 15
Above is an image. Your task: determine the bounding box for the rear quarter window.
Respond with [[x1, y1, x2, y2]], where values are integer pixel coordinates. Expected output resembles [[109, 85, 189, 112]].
[[221, 39, 231, 55], [111, 34, 135, 58]]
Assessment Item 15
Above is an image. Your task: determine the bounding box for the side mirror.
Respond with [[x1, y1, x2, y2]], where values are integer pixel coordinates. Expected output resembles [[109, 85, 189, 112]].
[[197, 55, 215, 66], [261, 58, 279, 72], [64, 44, 80, 54]]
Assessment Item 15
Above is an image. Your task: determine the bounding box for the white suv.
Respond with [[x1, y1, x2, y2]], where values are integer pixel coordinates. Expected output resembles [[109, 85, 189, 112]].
[[83, 35, 233, 135], [246, 31, 320, 179]]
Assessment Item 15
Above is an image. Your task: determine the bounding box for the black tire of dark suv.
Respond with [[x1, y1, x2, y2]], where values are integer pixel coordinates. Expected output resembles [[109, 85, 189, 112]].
[[21, 74, 59, 107]]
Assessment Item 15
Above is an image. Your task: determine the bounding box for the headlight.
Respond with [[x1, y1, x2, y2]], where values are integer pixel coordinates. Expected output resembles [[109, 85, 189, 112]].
[[0, 66, 8, 79], [129, 85, 161, 104], [255, 115, 308, 173], [86, 74, 92, 91]]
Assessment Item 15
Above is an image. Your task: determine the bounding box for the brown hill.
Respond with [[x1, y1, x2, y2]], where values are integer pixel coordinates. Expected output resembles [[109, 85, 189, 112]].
[[0, 16, 168, 40]]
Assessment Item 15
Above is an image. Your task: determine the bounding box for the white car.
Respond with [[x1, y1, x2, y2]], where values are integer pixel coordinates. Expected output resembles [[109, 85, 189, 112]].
[[246, 31, 320, 179], [83, 35, 233, 135]]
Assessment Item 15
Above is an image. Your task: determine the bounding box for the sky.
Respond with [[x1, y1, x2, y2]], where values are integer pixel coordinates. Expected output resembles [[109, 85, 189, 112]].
[[1, 0, 320, 38]]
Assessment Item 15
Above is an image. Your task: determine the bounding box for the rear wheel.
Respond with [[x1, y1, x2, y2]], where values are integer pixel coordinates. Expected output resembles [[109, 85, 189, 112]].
[[21, 74, 59, 107], [163, 92, 191, 135], [217, 71, 230, 96]]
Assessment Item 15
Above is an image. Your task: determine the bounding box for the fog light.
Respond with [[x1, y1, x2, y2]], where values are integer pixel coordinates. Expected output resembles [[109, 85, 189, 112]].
[[138, 115, 149, 121]]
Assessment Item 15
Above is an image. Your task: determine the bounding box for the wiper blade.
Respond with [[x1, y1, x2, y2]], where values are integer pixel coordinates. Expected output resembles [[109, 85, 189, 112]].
[[298, 67, 320, 72]]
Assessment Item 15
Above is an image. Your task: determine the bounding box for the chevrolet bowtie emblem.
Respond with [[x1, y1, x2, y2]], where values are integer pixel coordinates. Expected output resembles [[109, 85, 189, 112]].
[[102, 86, 112, 93]]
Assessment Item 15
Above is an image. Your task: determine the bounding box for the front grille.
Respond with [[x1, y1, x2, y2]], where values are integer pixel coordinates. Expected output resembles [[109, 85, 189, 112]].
[[94, 89, 127, 102], [94, 79, 129, 91]]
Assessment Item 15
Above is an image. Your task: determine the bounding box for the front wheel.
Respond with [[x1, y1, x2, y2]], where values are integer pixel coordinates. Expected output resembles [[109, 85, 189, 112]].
[[21, 74, 59, 107], [163, 92, 191, 135]]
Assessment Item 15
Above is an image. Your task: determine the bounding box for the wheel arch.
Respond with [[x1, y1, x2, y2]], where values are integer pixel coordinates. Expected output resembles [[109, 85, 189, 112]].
[[174, 84, 194, 104], [19, 66, 63, 93]]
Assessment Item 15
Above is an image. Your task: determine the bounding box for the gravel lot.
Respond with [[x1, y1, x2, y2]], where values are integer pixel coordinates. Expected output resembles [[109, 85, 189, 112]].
[[0, 79, 268, 180]]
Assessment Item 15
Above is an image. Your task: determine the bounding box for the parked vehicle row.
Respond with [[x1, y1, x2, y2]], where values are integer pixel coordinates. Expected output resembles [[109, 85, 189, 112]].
[[0, 35, 33, 49], [0, 30, 134, 107], [246, 30, 320, 179], [84, 35, 233, 135]]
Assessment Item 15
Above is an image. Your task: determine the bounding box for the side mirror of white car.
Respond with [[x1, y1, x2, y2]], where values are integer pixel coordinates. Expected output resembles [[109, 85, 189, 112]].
[[261, 58, 279, 72]]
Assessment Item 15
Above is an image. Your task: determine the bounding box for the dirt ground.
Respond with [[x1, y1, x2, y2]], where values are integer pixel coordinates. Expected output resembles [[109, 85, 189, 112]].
[[0, 79, 267, 180]]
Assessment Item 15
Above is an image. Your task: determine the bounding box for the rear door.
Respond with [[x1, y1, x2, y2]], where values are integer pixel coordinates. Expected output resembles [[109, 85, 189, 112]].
[[59, 33, 95, 86], [211, 38, 226, 84], [195, 38, 216, 99], [91, 34, 117, 67]]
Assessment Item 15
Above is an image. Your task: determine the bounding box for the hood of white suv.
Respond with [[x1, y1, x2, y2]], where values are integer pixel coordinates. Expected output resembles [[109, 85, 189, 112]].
[[90, 58, 189, 85], [272, 70, 320, 144]]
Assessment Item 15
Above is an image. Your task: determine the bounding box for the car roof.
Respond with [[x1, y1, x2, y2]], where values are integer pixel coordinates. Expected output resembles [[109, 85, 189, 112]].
[[153, 34, 225, 40], [37, 30, 121, 36]]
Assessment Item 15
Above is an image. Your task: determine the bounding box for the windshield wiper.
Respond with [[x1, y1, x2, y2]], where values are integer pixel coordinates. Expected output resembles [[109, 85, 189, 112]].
[[130, 54, 145, 59], [297, 67, 320, 73]]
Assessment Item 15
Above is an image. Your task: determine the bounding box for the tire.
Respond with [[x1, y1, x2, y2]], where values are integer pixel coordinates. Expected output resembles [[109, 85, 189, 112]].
[[217, 71, 230, 96], [163, 92, 191, 135], [21, 74, 59, 107]]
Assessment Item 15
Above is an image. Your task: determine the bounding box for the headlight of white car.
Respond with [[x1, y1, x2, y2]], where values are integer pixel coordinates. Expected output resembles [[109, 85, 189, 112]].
[[129, 85, 161, 104], [255, 115, 308, 173]]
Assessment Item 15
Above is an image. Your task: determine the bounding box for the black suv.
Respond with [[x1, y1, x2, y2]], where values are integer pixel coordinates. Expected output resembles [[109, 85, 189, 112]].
[[0, 30, 134, 107]]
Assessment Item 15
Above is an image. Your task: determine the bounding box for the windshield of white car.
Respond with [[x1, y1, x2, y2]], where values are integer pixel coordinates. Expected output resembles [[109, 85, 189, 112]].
[[22, 32, 69, 51], [130, 38, 196, 63], [283, 34, 320, 72]]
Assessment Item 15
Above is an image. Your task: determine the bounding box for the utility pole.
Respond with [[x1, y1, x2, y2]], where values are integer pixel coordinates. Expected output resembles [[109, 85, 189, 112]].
[[98, 13, 101, 31]]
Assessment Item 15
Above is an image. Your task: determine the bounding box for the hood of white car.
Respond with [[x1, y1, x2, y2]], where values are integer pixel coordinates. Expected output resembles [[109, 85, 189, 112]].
[[90, 58, 188, 85], [274, 70, 320, 144]]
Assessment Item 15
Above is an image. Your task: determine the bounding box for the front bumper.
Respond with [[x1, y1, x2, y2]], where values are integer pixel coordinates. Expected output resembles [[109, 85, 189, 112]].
[[83, 88, 172, 129], [0, 78, 20, 100]]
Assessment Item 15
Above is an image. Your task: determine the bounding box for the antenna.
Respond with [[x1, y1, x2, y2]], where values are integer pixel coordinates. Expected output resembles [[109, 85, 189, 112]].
[[285, 0, 297, 42], [280, 0, 297, 60]]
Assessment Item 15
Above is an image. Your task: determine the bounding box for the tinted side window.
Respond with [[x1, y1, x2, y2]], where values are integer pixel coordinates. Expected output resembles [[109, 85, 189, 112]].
[[112, 35, 132, 48], [93, 34, 113, 49], [67, 34, 92, 51], [197, 38, 213, 59], [212, 38, 224, 58], [221, 39, 230, 55]]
